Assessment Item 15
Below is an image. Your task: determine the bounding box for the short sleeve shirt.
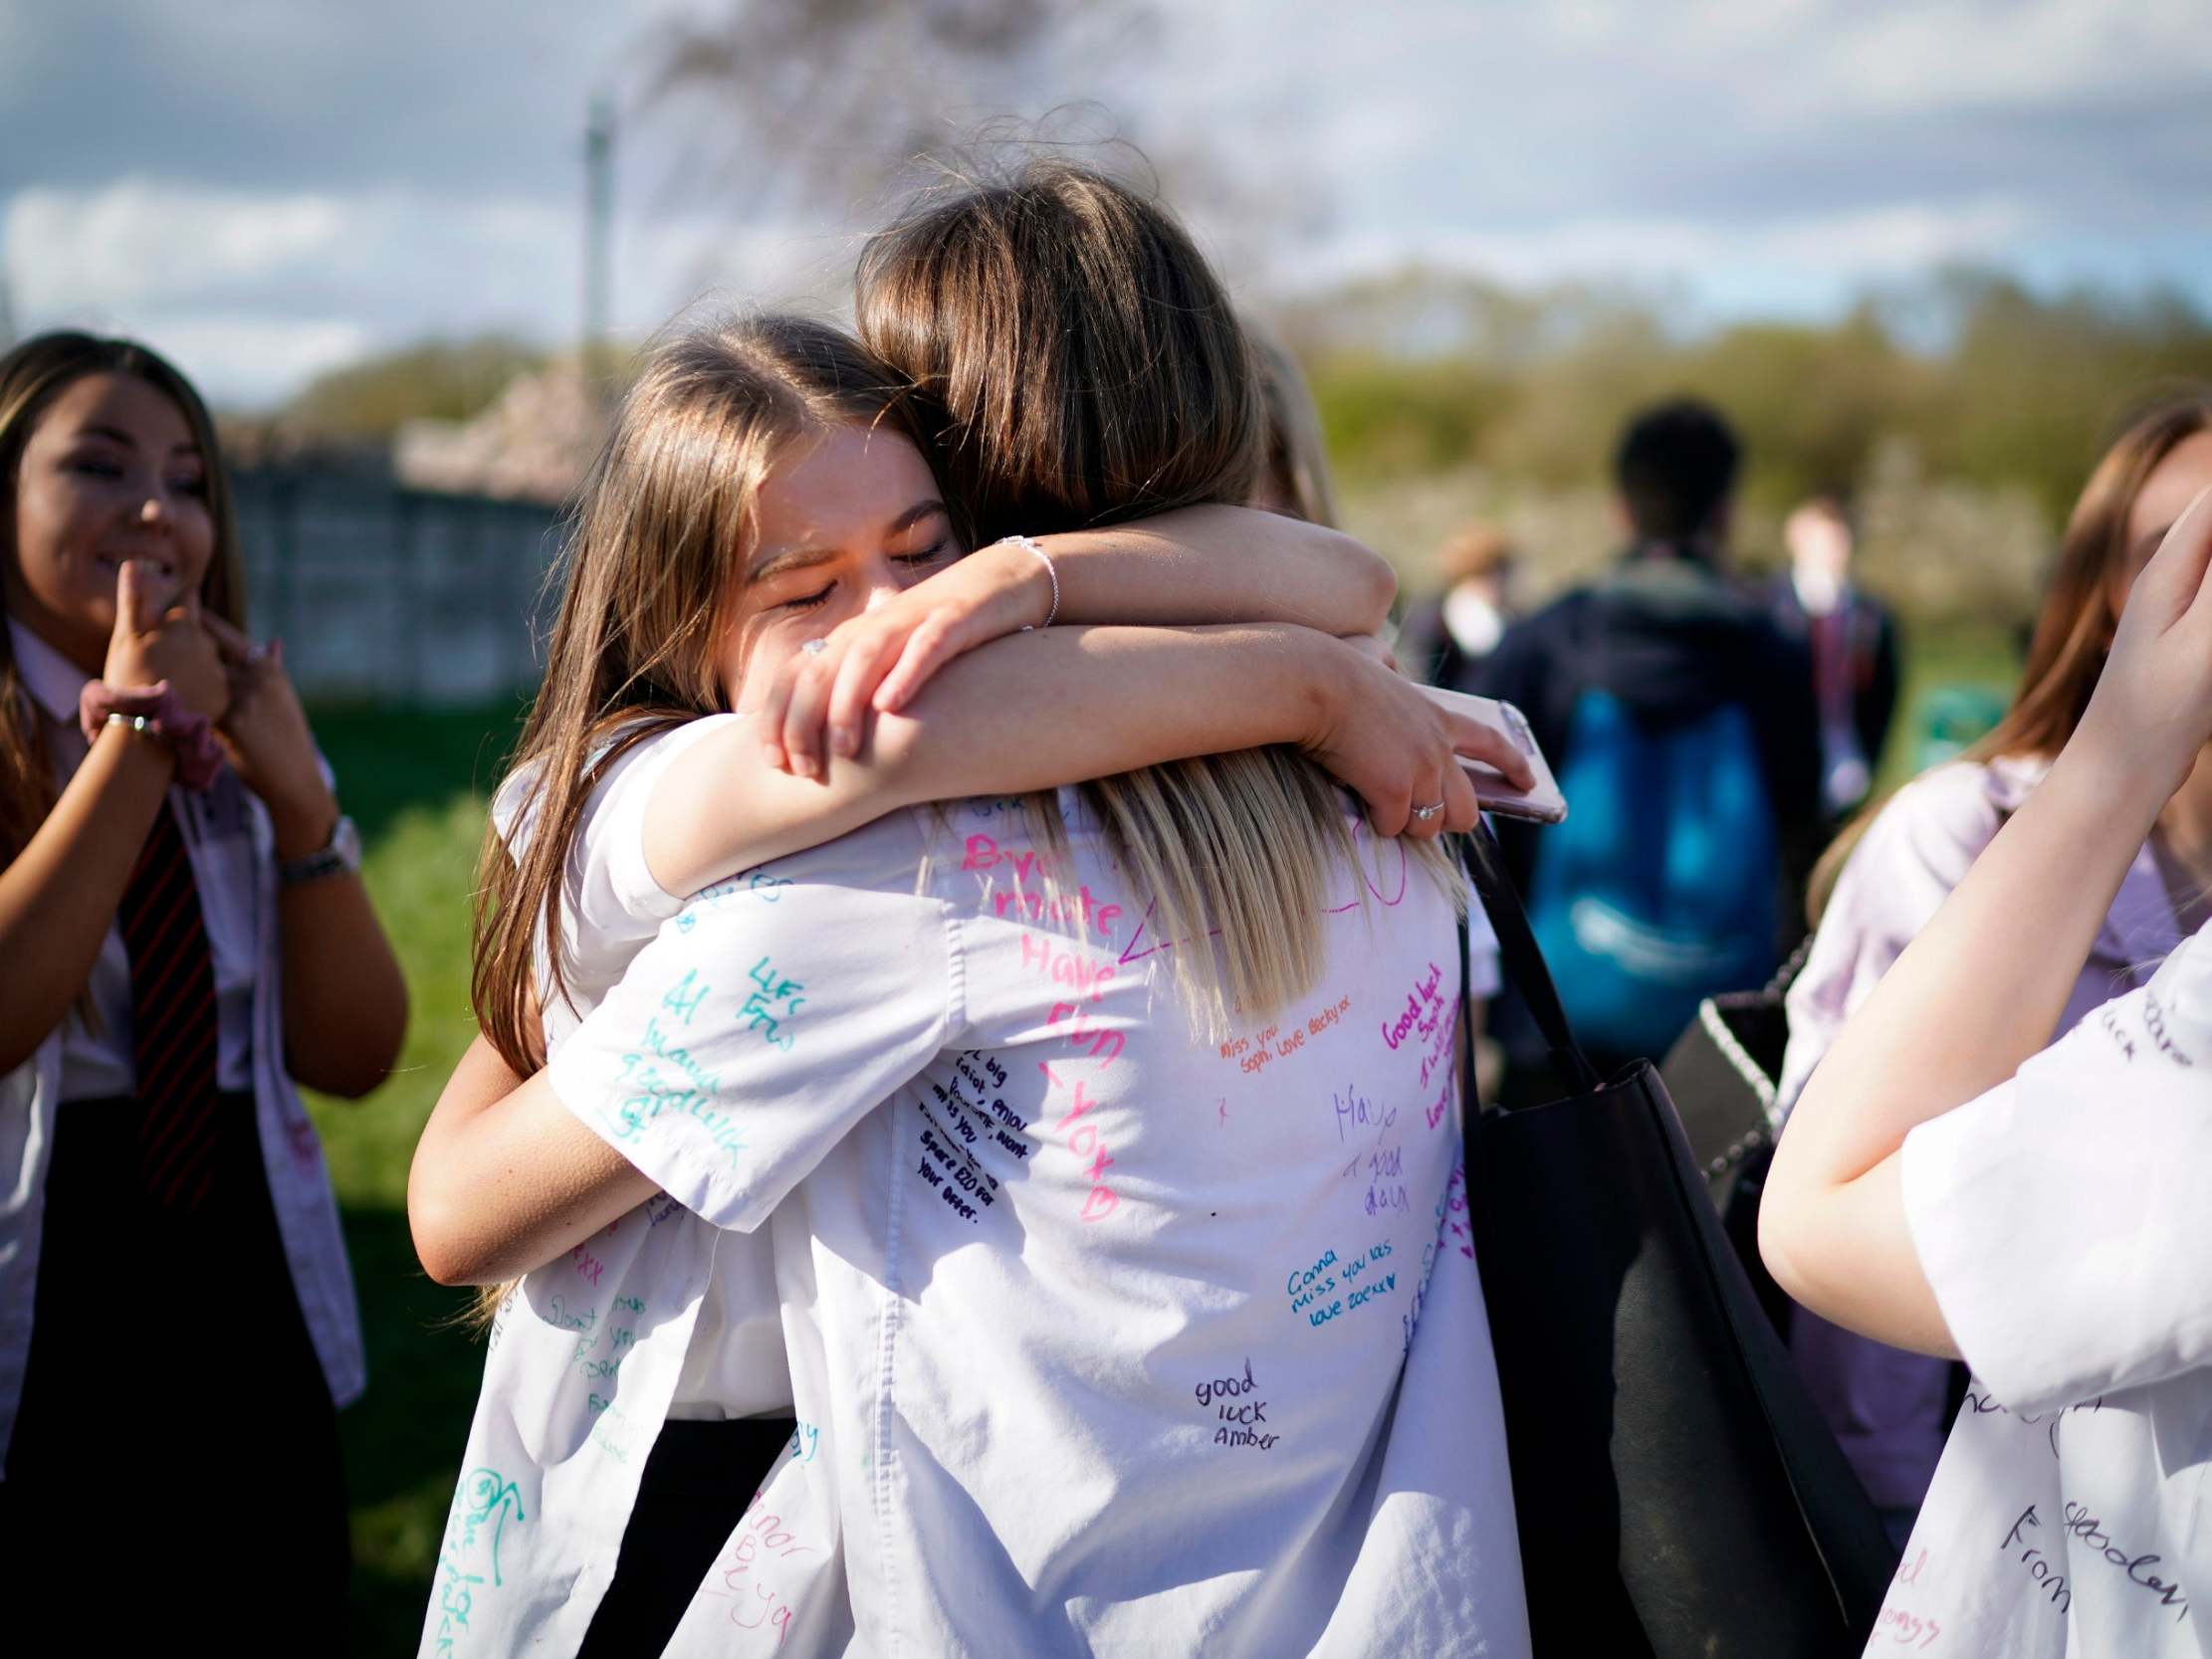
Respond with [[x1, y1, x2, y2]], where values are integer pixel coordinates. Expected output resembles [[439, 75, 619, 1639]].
[[1869, 926, 2212, 1657], [549, 793, 1528, 1658], [423, 716, 787, 1659]]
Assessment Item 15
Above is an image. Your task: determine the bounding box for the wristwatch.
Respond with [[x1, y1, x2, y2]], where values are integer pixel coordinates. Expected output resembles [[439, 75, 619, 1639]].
[[278, 814, 362, 886]]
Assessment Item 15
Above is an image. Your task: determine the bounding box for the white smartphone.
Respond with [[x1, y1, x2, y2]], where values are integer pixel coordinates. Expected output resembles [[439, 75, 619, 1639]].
[[1417, 685, 1569, 824]]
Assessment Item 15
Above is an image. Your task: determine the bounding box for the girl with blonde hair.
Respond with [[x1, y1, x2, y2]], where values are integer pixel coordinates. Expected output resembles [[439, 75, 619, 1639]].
[[411, 301, 1521, 1654], [412, 163, 1530, 1656]]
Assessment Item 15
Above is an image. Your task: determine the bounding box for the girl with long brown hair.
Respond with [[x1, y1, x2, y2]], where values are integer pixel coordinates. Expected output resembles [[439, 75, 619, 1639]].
[[0, 332, 407, 1635], [1776, 391, 2212, 1546], [410, 306, 1522, 1655], [1759, 480, 2212, 1658], [410, 162, 1531, 1656]]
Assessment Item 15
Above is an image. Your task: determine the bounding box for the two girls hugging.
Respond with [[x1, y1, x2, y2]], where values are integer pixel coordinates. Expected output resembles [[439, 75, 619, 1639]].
[[407, 161, 1539, 1656]]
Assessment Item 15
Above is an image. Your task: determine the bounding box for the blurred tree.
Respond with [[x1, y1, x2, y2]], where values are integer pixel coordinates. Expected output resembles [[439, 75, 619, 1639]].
[[639, 0, 1155, 221], [281, 335, 549, 443]]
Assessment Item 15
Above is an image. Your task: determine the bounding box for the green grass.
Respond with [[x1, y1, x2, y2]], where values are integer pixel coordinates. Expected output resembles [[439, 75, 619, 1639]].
[[302, 633, 2027, 1652], [300, 701, 525, 1655], [1874, 620, 2023, 795]]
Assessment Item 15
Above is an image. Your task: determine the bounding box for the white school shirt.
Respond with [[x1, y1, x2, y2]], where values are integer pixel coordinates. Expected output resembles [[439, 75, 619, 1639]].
[[423, 714, 792, 1659], [0, 621, 364, 1466], [1869, 924, 2212, 1657], [1777, 754, 2187, 1512], [547, 793, 1527, 1659]]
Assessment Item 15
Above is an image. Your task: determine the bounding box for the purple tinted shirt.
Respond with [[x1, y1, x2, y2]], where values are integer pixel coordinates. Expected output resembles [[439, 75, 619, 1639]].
[[1776, 755, 2184, 1509]]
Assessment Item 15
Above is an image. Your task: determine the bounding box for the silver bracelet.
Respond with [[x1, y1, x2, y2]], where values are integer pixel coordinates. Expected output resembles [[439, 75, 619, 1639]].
[[104, 711, 161, 741], [1005, 534, 1058, 631]]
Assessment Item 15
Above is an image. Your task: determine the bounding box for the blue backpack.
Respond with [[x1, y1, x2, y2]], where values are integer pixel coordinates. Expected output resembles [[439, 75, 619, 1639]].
[[1524, 686, 1781, 1061]]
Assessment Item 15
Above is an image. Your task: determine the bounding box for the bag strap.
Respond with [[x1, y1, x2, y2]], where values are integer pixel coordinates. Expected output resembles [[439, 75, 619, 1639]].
[[1460, 823, 1604, 1098], [1763, 932, 1815, 999]]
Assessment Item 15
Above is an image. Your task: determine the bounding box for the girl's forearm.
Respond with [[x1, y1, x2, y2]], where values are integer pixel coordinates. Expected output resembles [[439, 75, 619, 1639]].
[[647, 623, 1337, 896], [1762, 745, 2163, 1346], [1034, 506, 1396, 636], [409, 1033, 655, 1285], [0, 726, 175, 1072], [280, 870, 408, 1098], [1781, 746, 2155, 1186]]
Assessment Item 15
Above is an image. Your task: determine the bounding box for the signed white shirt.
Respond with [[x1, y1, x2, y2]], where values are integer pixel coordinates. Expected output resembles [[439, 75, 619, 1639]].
[[548, 792, 1526, 1658], [1873, 924, 2212, 1656], [422, 714, 790, 1659]]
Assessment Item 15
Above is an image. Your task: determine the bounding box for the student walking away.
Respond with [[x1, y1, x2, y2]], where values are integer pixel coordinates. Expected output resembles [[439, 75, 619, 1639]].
[[0, 332, 407, 1638], [1768, 494, 1900, 819], [1777, 393, 2212, 1552], [413, 162, 1533, 1658], [1760, 475, 2212, 1658], [1401, 522, 1519, 695], [1476, 399, 1822, 1079]]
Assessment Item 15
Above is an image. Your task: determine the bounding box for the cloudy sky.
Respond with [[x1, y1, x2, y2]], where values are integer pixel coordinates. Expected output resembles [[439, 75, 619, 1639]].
[[5, 0, 2209, 407]]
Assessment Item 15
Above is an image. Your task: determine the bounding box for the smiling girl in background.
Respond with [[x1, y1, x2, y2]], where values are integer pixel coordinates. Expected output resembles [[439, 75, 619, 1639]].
[[0, 332, 407, 1637]]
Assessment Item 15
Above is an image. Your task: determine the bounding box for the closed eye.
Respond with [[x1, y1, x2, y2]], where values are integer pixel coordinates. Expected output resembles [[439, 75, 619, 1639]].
[[896, 540, 951, 568]]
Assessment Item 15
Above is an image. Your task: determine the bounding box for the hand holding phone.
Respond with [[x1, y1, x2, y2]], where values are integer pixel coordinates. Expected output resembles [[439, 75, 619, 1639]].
[[1418, 685, 1569, 824]]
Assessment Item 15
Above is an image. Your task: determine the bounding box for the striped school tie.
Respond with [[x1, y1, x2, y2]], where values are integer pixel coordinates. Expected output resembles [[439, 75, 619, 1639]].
[[118, 801, 222, 1210]]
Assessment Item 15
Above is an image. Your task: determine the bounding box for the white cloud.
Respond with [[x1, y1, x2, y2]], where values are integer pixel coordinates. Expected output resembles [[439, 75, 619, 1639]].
[[7, 0, 2210, 404], [1291, 195, 2037, 300], [2, 174, 862, 404], [7, 179, 349, 311], [113, 315, 376, 408], [1812, 0, 2212, 115]]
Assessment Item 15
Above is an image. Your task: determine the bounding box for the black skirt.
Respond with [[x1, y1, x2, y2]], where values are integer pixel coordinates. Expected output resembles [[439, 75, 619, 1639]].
[[576, 1413, 798, 1656], [2, 1090, 351, 1642]]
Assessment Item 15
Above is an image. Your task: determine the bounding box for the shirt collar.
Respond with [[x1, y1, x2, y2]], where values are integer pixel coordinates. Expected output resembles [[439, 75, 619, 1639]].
[[5, 618, 93, 725]]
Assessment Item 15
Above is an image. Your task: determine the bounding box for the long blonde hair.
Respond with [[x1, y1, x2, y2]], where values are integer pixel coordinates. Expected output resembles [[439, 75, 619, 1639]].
[[858, 161, 1453, 1034], [1809, 390, 2212, 921], [471, 316, 931, 1073], [0, 332, 247, 865]]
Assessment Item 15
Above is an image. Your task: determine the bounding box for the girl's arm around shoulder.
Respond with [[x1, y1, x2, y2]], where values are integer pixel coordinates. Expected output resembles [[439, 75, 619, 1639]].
[[645, 622, 1532, 900], [1034, 505, 1396, 636], [759, 510, 1394, 774]]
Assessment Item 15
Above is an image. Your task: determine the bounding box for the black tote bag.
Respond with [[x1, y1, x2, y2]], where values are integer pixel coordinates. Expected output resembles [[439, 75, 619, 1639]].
[[1658, 942, 1811, 1341], [1456, 826, 1894, 1657]]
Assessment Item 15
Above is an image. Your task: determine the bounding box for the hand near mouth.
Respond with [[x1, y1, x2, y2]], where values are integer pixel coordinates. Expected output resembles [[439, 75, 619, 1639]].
[[101, 555, 229, 724], [204, 613, 336, 853]]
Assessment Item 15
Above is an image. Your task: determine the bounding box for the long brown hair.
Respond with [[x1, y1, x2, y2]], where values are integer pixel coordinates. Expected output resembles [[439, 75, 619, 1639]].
[[858, 161, 1451, 1032], [471, 315, 930, 1073], [0, 332, 247, 867], [1809, 391, 2212, 920], [1250, 329, 1342, 528]]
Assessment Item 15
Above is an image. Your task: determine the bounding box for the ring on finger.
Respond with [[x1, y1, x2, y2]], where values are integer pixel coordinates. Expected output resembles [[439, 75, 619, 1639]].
[[800, 637, 828, 656], [1413, 799, 1446, 822]]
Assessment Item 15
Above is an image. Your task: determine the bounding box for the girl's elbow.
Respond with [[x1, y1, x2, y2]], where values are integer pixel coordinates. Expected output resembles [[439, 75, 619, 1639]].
[[411, 1200, 492, 1288], [1756, 1185, 1815, 1308], [1343, 538, 1398, 632], [408, 1158, 490, 1286], [0, 1028, 42, 1080]]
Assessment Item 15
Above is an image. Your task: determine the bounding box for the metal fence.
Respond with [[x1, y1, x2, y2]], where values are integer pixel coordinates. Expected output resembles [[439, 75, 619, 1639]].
[[232, 467, 565, 707]]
